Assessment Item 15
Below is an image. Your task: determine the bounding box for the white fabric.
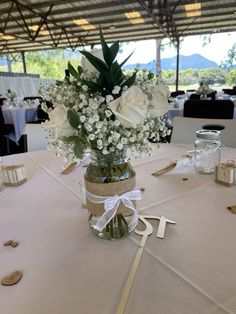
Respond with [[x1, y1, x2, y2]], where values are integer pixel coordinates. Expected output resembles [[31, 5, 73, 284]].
[[23, 124, 48, 151], [0, 77, 55, 98], [171, 117, 236, 148], [1, 144, 236, 313], [86, 189, 141, 232], [2, 107, 37, 143]]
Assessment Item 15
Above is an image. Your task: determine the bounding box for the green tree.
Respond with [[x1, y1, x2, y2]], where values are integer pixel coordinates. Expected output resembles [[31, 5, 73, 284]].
[[220, 43, 236, 69]]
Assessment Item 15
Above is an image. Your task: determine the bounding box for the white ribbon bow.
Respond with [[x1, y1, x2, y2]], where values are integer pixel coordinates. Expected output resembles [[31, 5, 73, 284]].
[[86, 189, 141, 232]]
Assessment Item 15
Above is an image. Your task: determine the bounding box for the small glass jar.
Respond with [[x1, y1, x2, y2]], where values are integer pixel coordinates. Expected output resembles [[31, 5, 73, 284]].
[[84, 150, 136, 240], [194, 130, 221, 174]]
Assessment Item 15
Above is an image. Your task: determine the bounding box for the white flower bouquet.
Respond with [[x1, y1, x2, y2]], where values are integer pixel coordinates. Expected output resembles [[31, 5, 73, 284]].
[[41, 32, 171, 163], [6, 89, 17, 101]]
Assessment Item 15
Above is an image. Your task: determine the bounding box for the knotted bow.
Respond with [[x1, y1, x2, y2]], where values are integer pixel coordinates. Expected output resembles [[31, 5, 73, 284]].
[[86, 189, 141, 232]]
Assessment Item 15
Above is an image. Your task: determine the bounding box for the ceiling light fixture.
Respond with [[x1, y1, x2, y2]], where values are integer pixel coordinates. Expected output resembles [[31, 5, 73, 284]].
[[185, 2, 201, 17], [124, 11, 144, 24], [29, 25, 38, 31], [40, 29, 50, 35], [29, 25, 50, 35], [0, 33, 15, 40], [73, 19, 96, 30]]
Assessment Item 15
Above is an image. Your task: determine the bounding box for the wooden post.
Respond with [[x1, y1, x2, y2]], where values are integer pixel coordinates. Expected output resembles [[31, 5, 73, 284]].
[[21, 51, 27, 73], [175, 37, 180, 92]]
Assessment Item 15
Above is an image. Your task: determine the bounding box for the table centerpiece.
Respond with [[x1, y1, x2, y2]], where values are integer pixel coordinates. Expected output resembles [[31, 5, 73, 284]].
[[41, 31, 170, 240]]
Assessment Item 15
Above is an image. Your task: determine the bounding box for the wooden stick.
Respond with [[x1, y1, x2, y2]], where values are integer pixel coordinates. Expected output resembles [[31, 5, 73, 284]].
[[116, 217, 153, 314], [61, 162, 77, 174], [152, 162, 176, 176]]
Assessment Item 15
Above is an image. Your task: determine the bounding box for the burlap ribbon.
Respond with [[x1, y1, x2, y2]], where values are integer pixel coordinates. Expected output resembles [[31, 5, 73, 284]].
[[85, 176, 140, 232], [85, 176, 136, 216]]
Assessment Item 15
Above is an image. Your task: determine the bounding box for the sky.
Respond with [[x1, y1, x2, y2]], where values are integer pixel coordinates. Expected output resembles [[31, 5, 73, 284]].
[[116, 32, 236, 66]]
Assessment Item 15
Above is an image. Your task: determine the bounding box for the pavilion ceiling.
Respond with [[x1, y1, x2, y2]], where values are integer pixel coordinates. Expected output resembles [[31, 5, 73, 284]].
[[0, 0, 235, 53]]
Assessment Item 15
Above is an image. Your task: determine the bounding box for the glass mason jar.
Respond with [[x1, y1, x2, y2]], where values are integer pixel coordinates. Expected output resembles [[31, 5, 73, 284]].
[[194, 130, 221, 174], [84, 150, 136, 240]]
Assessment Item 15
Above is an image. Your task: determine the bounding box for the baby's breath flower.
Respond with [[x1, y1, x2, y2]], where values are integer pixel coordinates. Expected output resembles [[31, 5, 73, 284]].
[[80, 115, 86, 123], [105, 110, 112, 118], [112, 86, 121, 95], [88, 134, 95, 141], [114, 120, 120, 127], [106, 95, 114, 103], [117, 143, 123, 150]]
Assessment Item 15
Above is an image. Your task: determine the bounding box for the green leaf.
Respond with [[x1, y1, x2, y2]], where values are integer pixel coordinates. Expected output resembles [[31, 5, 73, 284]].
[[80, 50, 108, 73], [110, 61, 123, 84], [67, 109, 81, 130], [110, 41, 119, 62], [121, 72, 136, 88], [55, 80, 63, 86], [68, 62, 79, 79], [74, 142, 85, 159], [64, 77, 71, 85], [64, 136, 79, 144], [77, 65, 83, 75], [148, 72, 154, 80], [100, 30, 113, 67], [119, 51, 134, 68], [81, 79, 104, 93]]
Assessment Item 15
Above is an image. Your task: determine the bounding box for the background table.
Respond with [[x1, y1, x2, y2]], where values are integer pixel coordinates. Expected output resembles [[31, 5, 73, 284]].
[[1, 144, 236, 314], [2, 107, 37, 144], [0, 76, 55, 98]]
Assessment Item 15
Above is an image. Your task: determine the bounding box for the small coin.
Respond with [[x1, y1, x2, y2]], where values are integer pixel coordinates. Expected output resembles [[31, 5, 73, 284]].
[[1, 271, 23, 286]]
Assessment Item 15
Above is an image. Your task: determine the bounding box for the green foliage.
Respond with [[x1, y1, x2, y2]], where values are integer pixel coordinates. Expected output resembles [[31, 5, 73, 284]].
[[67, 109, 81, 129], [161, 67, 233, 86], [67, 32, 135, 97], [6, 50, 81, 80], [68, 62, 80, 79], [198, 68, 226, 85], [74, 142, 86, 159], [220, 43, 236, 69]]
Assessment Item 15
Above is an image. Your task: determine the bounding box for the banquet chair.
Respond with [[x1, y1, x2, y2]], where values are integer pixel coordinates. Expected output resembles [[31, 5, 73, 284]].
[[171, 116, 236, 148], [170, 90, 185, 98], [222, 89, 236, 96], [183, 99, 234, 119], [23, 96, 50, 123], [207, 91, 216, 100], [23, 123, 47, 152], [0, 105, 14, 155], [189, 93, 201, 100]]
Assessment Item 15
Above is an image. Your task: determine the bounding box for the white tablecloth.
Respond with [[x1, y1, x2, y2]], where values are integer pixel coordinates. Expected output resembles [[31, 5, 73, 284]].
[[2, 107, 37, 144], [0, 77, 55, 98], [1, 144, 236, 314]]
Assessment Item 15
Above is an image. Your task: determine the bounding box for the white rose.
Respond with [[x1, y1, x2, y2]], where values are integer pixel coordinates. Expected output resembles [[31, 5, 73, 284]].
[[150, 82, 169, 117], [43, 105, 76, 138], [81, 48, 104, 77], [108, 86, 148, 128]]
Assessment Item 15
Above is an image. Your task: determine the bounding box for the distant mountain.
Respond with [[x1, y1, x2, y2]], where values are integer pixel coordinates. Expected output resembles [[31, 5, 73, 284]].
[[123, 53, 218, 72]]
